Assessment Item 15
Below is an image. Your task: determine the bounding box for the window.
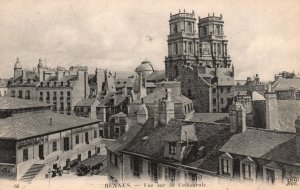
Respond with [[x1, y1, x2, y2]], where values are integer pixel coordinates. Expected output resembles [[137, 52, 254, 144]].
[[23, 148, 28, 161], [221, 158, 231, 175], [187, 89, 192, 97], [220, 87, 224, 93], [213, 98, 216, 106], [175, 43, 178, 54], [187, 79, 192, 83], [18, 90, 22, 98], [221, 98, 224, 104], [212, 88, 216, 93], [185, 172, 199, 184], [99, 129, 104, 138], [266, 168, 275, 184], [148, 161, 161, 182], [227, 87, 231, 93], [52, 141, 57, 152], [169, 142, 176, 155], [60, 91, 63, 96], [130, 156, 143, 177], [94, 130, 97, 138], [67, 91, 71, 97], [165, 167, 176, 183], [11, 90, 15, 97], [97, 147, 100, 154], [114, 155, 118, 167], [109, 151, 113, 164], [242, 163, 254, 180], [75, 135, 79, 144], [188, 42, 192, 53]]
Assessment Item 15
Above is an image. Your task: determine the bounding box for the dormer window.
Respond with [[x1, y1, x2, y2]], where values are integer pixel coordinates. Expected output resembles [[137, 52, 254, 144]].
[[263, 161, 282, 184], [240, 157, 256, 181], [219, 152, 233, 177], [169, 142, 176, 155]]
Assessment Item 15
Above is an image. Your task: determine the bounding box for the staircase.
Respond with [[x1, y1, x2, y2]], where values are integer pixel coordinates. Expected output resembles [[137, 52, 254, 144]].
[[19, 164, 45, 182]]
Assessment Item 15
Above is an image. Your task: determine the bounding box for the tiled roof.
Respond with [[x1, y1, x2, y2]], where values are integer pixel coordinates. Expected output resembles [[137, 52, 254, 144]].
[[75, 98, 98, 107], [277, 100, 300, 133], [0, 111, 99, 140], [220, 128, 299, 166], [142, 89, 192, 104], [272, 78, 300, 91], [0, 97, 50, 110], [123, 119, 231, 170], [187, 113, 229, 123]]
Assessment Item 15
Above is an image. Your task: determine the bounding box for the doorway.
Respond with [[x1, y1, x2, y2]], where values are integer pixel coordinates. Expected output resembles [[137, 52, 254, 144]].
[[39, 144, 44, 160]]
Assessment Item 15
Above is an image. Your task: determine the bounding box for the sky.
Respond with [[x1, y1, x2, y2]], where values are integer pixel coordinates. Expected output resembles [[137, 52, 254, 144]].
[[0, 0, 299, 80]]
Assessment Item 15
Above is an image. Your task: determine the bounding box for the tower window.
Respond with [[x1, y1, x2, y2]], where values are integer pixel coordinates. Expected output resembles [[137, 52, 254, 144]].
[[175, 43, 179, 54], [188, 42, 192, 53], [187, 89, 192, 96]]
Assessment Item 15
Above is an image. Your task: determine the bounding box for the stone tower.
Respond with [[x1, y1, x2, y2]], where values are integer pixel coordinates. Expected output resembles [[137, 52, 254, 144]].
[[165, 10, 199, 81], [165, 11, 232, 81]]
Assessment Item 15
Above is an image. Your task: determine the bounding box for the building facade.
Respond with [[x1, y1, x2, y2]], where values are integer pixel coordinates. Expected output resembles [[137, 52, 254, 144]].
[[164, 11, 234, 112], [0, 97, 104, 181]]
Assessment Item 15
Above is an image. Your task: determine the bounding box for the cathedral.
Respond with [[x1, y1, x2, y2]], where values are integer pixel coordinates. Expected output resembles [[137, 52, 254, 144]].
[[165, 10, 234, 112]]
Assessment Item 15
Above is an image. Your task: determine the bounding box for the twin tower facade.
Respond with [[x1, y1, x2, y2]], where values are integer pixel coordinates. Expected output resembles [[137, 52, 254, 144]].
[[165, 11, 234, 112]]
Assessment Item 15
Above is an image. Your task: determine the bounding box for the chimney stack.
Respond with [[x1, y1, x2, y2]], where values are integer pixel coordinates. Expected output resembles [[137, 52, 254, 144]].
[[296, 116, 300, 158], [264, 83, 279, 131], [229, 101, 246, 133]]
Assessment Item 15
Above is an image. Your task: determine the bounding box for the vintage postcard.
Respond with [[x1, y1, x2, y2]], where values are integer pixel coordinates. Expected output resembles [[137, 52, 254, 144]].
[[0, 0, 299, 189]]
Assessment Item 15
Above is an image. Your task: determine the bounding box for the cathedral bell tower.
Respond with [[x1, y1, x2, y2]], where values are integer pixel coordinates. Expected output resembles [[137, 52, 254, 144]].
[[165, 10, 199, 81], [198, 13, 231, 68]]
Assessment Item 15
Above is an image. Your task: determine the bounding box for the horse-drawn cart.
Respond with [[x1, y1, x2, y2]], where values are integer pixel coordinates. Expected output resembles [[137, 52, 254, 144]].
[[76, 155, 106, 176]]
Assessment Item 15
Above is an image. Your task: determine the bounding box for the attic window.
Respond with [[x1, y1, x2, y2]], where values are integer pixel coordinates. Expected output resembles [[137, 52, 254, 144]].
[[122, 136, 128, 141], [142, 136, 148, 141]]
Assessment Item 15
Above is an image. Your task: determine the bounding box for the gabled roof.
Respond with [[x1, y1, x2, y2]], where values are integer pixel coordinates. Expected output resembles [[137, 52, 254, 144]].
[[0, 111, 99, 140], [220, 128, 299, 166], [123, 118, 232, 172]]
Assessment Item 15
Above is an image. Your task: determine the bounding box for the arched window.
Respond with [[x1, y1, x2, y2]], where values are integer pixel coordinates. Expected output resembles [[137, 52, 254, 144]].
[[218, 44, 221, 55], [187, 22, 192, 33], [187, 89, 192, 97], [174, 23, 178, 33], [175, 43, 179, 54]]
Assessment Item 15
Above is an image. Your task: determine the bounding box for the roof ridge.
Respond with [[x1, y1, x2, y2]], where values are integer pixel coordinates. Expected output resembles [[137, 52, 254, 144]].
[[247, 127, 295, 134]]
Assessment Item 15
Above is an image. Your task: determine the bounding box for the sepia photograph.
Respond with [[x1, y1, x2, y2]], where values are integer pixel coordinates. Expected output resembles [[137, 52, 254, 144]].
[[0, 0, 299, 189]]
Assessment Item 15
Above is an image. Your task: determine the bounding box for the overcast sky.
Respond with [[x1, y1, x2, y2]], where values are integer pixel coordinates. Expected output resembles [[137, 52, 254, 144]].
[[0, 0, 299, 80]]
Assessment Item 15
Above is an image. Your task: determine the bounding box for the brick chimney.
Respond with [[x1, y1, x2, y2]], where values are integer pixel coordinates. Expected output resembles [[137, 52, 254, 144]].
[[296, 116, 300, 158], [264, 83, 279, 131]]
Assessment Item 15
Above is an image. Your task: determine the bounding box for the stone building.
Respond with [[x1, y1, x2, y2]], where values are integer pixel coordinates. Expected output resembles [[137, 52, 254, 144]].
[[164, 11, 234, 112], [0, 97, 105, 182]]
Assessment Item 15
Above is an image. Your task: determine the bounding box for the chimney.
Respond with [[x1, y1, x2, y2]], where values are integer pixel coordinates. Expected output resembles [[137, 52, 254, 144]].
[[137, 102, 148, 125], [296, 116, 300, 158], [122, 85, 127, 96], [229, 101, 246, 133], [160, 88, 175, 126], [96, 68, 105, 95], [153, 100, 159, 127], [264, 83, 279, 131], [57, 70, 64, 81]]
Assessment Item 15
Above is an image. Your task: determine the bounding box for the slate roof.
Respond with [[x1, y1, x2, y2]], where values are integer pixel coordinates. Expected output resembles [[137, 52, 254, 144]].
[[220, 128, 300, 166], [123, 119, 232, 172], [142, 89, 192, 104], [75, 98, 98, 107], [272, 78, 300, 91], [277, 100, 300, 133], [163, 124, 199, 142], [0, 111, 99, 140], [187, 113, 229, 123], [0, 97, 50, 110]]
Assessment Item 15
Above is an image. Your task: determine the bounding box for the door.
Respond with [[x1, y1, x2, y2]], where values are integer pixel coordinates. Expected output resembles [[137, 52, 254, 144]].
[[88, 151, 91, 158], [39, 144, 44, 160], [64, 137, 70, 151]]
